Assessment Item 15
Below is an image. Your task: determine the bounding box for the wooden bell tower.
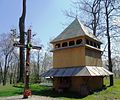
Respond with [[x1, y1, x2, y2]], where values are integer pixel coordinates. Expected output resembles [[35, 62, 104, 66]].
[[41, 18, 113, 96], [51, 18, 102, 69]]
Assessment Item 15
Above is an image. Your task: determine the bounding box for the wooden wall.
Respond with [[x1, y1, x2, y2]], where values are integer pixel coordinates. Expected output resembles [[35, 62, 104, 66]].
[[53, 76, 103, 93], [70, 77, 84, 92], [53, 46, 102, 68], [87, 76, 103, 90], [53, 77, 59, 90], [52, 36, 102, 68], [85, 48, 102, 66], [53, 46, 85, 68]]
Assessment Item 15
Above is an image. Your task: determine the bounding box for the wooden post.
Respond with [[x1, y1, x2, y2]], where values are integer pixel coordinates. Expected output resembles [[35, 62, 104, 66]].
[[13, 29, 42, 98], [23, 29, 31, 98]]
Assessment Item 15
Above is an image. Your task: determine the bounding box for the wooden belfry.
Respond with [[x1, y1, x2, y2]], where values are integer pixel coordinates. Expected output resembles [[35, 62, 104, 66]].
[[41, 18, 113, 96], [14, 29, 41, 98]]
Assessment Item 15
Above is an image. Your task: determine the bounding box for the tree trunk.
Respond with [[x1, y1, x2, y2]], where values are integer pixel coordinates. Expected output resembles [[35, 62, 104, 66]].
[[3, 55, 8, 86], [13, 64, 18, 84], [3, 70, 7, 86], [3, 79, 6, 86], [36, 51, 40, 83], [18, 0, 26, 82], [93, 13, 97, 36], [17, 62, 20, 83], [105, 5, 113, 86], [10, 73, 13, 84], [0, 62, 2, 84]]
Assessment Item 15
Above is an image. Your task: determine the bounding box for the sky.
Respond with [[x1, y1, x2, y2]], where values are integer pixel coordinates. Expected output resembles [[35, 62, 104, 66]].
[[0, 0, 74, 49]]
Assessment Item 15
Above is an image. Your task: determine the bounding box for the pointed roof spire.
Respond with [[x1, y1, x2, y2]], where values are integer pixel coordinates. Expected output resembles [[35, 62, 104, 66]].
[[51, 18, 100, 43], [75, 8, 78, 19]]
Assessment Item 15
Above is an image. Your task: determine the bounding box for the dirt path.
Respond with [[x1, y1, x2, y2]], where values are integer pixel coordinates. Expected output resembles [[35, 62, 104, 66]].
[[0, 95, 60, 100]]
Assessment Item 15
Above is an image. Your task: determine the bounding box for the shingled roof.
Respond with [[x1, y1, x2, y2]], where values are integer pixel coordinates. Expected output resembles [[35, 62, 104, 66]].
[[41, 66, 113, 77], [51, 18, 100, 43]]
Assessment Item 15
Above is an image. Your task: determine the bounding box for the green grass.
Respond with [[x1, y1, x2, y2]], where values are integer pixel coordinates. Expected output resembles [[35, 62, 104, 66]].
[[0, 85, 23, 97], [0, 78, 120, 100]]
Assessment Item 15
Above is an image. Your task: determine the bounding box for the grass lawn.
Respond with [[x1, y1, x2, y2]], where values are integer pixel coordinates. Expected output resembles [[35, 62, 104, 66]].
[[0, 78, 120, 100], [0, 84, 23, 97]]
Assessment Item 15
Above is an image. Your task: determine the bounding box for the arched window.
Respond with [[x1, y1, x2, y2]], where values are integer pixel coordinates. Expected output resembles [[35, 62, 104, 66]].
[[62, 42, 68, 47], [76, 39, 82, 45], [69, 41, 75, 46], [55, 43, 60, 48]]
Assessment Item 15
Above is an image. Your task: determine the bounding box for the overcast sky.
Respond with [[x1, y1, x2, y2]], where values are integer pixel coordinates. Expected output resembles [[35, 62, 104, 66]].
[[0, 0, 75, 49]]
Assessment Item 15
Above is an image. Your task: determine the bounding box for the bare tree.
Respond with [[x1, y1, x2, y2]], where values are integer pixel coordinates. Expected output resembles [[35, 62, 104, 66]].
[[36, 50, 41, 83], [30, 50, 42, 83], [41, 43, 53, 74], [19, 0, 26, 82], [64, 0, 102, 36], [8, 54, 19, 84], [78, 0, 102, 36], [29, 36, 43, 83], [112, 56, 120, 77], [102, 0, 120, 86], [0, 62, 3, 84], [9, 63, 14, 84], [0, 33, 14, 85]]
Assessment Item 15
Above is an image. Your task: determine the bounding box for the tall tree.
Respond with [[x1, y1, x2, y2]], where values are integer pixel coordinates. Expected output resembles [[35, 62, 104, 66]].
[[0, 62, 2, 84], [65, 0, 102, 36], [36, 50, 41, 82], [102, 0, 120, 86], [78, 0, 101, 36], [41, 43, 53, 73], [0, 33, 14, 85], [112, 56, 120, 77], [19, 0, 26, 82]]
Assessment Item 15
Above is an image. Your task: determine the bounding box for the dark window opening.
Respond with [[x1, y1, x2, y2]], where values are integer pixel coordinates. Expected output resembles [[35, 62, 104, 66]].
[[94, 42, 97, 47], [69, 41, 75, 46], [76, 39, 82, 45], [97, 44, 100, 49], [62, 42, 68, 47], [90, 41, 93, 46], [86, 39, 89, 45], [55, 43, 60, 48]]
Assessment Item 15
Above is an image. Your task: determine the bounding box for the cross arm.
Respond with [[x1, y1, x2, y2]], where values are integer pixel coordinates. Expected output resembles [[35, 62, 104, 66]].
[[13, 43, 42, 50], [13, 43, 27, 48], [32, 46, 41, 50]]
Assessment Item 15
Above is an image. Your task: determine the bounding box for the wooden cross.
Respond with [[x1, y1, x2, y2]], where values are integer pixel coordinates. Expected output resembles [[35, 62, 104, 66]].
[[13, 29, 41, 98]]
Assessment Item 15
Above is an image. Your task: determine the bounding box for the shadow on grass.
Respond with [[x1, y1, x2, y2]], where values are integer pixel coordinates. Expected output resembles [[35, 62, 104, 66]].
[[14, 85, 81, 99], [32, 88, 81, 99], [32, 86, 108, 99], [13, 85, 108, 99]]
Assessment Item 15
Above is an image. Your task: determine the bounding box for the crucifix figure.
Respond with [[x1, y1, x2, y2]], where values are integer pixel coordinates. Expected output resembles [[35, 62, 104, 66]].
[[13, 29, 41, 98]]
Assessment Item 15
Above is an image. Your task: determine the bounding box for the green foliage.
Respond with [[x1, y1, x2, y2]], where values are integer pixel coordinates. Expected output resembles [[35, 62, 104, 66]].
[[13, 82, 24, 88], [30, 73, 40, 83]]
